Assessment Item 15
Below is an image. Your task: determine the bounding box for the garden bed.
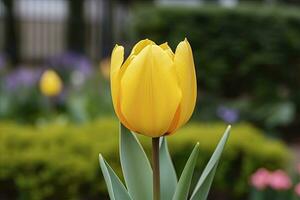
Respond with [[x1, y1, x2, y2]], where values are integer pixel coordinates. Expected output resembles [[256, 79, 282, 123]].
[[0, 118, 290, 200]]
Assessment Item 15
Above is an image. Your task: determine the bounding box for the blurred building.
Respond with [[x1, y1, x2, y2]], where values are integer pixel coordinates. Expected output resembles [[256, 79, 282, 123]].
[[0, 0, 129, 63], [0, 0, 298, 64]]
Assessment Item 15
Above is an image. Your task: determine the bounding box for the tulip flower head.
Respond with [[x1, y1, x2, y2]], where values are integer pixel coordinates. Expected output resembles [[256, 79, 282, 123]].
[[110, 39, 197, 137], [40, 69, 62, 97], [250, 168, 271, 190]]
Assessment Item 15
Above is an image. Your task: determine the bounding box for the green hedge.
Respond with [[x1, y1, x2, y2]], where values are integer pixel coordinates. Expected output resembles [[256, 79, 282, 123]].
[[0, 118, 290, 199], [131, 4, 300, 128]]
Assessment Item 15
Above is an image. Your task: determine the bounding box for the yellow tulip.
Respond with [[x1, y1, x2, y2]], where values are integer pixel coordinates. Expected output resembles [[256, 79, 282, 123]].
[[40, 70, 62, 97], [110, 39, 197, 137]]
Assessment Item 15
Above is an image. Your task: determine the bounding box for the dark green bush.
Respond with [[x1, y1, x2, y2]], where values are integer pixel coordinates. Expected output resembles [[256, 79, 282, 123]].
[[0, 118, 290, 199], [131, 4, 300, 129]]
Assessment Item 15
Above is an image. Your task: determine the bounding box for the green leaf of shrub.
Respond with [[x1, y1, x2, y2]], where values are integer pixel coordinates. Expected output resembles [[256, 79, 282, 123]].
[[159, 137, 177, 200], [190, 125, 231, 200], [99, 154, 132, 200], [172, 143, 200, 200], [120, 123, 153, 200]]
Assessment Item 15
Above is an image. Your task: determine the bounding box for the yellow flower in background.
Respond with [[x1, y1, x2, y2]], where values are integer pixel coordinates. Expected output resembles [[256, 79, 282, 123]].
[[99, 58, 111, 80], [110, 39, 197, 137], [40, 70, 62, 97]]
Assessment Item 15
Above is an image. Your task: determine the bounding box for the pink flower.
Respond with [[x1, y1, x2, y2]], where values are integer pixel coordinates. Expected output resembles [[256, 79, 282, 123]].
[[250, 168, 270, 190], [295, 183, 300, 197], [268, 170, 292, 190]]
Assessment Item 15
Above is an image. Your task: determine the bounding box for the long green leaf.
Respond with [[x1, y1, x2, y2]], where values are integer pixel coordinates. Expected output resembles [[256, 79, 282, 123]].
[[172, 143, 200, 200], [99, 154, 132, 200], [120, 123, 153, 200], [159, 137, 177, 200], [190, 125, 231, 200]]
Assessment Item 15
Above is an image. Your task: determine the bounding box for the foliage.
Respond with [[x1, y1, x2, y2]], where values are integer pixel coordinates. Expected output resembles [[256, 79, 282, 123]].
[[0, 118, 290, 199], [0, 56, 114, 123], [131, 4, 300, 130], [100, 124, 229, 200]]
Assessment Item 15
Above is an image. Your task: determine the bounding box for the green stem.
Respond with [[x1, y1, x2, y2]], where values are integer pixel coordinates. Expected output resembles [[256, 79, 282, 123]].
[[152, 137, 160, 200]]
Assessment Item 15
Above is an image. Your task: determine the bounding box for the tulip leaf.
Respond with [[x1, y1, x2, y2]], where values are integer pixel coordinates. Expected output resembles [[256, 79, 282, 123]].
[[159, 137, 177, 200], [190, 125, 231, 200], [120, 123, 153, 200], [99, 154, 132, 200], [172, 143, 200, 200]]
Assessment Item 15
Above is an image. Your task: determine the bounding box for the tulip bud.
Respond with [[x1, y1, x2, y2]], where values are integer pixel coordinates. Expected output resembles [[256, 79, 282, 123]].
[[110, 39, 197, 137], [40, 69, 62, 97]]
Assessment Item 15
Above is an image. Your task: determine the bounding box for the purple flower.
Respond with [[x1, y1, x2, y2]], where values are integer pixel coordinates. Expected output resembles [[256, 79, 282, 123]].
[[48, 51, 92, 76], [217, 106, 239, 123], [4, 67, 42, 91]]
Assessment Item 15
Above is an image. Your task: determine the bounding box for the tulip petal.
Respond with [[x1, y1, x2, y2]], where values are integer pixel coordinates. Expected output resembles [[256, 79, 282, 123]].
[[131, 39, 155, 56], [110, 45, 133, 128], [171, 39, 197, 132], [120, 45, 182, 137], [160, 42, 174, 59], [117, 39, 155, 77], [110, 45, 124, 104]]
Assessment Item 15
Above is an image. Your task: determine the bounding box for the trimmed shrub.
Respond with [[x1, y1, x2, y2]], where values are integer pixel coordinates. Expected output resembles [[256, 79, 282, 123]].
[[0, 118, 290, 199], [131, 4, 300, 129]]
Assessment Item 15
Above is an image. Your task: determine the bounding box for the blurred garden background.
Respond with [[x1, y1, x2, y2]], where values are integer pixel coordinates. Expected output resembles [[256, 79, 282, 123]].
[[0, 0, 300, 199]]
